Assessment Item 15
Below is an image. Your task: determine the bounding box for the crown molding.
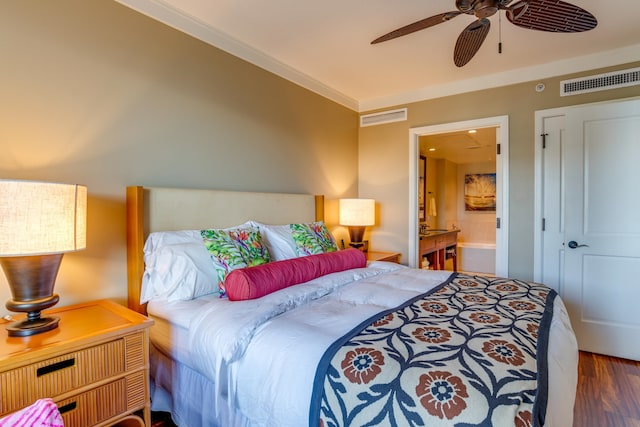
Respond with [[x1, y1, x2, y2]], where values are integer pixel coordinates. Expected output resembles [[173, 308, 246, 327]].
[[359, 44, 640, 112], [114, 0, 359, 111], [114, 1, 640, 113]]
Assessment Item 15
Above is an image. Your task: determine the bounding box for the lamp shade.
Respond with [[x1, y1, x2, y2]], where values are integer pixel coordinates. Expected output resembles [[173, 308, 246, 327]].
[[339, 199, 375, 226], [0, 180, 87, 256]]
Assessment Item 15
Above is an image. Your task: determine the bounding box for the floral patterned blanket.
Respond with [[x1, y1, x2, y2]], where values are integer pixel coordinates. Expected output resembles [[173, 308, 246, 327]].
[[310, 273, 556, 427]]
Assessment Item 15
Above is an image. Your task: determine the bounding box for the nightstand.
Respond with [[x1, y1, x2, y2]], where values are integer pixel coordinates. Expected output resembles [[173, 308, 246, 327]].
[[0, 299, 153, 427], [366, 250, 401, 263]]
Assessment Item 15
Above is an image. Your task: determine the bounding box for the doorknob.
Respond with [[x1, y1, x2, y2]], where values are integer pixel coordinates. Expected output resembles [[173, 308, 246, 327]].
[[567, 240, 589, 249]]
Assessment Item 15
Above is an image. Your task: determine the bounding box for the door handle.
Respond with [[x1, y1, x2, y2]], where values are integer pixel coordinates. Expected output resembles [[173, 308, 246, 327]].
[[567, 240, 589, 249]]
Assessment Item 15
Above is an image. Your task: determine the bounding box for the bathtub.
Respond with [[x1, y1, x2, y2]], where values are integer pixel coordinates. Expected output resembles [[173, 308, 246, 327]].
[[457, 242, 496, 275]]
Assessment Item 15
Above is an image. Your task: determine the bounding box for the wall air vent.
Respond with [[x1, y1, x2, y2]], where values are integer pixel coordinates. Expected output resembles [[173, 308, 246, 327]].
[[560, 67, 640, 96], [360, 108, 407, 127]]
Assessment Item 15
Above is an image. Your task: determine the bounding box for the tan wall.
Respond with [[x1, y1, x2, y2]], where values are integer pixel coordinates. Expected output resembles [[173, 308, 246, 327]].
[[360, 61, 640, 279], [0, 1, 358, 315]]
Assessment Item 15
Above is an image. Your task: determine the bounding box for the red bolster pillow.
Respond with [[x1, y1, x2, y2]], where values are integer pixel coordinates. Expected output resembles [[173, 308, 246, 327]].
[[225, 248, 367, 301]]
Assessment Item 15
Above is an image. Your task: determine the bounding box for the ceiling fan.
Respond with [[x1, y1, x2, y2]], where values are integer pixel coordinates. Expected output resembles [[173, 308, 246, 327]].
[[371, 0, 597, 67]]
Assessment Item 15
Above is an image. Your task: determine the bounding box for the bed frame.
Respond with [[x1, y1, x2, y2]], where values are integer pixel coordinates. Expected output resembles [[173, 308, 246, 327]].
[[125, 186, 324, 315]]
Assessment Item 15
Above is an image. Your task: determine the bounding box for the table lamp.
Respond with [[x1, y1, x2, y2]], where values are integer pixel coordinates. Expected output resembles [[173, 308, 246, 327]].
[[339, 198, 375, 250], [0, 180, 87, 337]]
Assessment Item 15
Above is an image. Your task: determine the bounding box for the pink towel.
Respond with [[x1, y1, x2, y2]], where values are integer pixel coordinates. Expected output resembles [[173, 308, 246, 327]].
[[0, 399, 63, 427]]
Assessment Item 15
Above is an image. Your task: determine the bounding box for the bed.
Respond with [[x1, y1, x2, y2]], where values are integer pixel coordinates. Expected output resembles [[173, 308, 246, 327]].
[[125, 186, 578, 427]]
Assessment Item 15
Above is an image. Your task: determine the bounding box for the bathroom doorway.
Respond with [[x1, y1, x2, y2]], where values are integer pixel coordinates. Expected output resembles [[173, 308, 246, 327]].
[[408, 116, 509, 276]]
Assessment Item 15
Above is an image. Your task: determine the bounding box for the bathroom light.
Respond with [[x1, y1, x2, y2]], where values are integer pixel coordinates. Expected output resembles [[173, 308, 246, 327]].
[[0, 180, 87, 336]]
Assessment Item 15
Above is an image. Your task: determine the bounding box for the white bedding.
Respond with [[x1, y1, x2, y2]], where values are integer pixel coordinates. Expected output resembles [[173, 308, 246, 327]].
[[147, 262, 578, 427]]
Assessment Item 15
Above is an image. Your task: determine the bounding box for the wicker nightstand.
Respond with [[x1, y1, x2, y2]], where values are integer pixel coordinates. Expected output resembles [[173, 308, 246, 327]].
[[0, 299, 153, 427], [366, 250, 401, 263]]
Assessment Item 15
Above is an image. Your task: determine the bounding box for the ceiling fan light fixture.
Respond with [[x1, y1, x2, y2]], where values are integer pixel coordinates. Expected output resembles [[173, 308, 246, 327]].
[[472, 0, 501, 18], [372, 0, 597, 66], [476, 7, 498, 18], [456, 0, 474, 14]]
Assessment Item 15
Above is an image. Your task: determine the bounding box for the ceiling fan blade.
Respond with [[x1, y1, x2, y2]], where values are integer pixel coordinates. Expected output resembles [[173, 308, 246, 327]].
[[371, 11, 462, 44], [506, 0, 597, 32], [454, 18, 491, 67]]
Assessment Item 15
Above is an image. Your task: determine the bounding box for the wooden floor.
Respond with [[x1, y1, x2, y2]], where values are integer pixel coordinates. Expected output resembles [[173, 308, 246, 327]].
[[574, 351, 640, 427], [150, 351, 640, 427]]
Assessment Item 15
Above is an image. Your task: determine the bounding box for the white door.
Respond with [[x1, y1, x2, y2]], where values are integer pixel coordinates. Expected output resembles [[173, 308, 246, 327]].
[[538, 115, 566, 295], [554, 98, 640, 360]]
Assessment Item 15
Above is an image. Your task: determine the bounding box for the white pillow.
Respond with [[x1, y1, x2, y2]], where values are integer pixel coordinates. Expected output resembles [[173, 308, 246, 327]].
[[140, 222, 255, 303], [143, 221, 254, 254], [250, 222, 298, 261], [141, 241, 218, 303], [143, 229, 201, 255]]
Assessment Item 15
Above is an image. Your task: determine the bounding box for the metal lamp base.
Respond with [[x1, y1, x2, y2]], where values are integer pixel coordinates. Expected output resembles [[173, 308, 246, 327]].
[[348, 240, 369, 252], [6, 315, 60, 337], [0, 254, 63, 337], [347, 226, 368, 252]]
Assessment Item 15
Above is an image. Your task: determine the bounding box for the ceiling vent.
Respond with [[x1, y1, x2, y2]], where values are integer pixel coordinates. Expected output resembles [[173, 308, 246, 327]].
[[360, 108, 407, 127], [560, 67, 640, 96]]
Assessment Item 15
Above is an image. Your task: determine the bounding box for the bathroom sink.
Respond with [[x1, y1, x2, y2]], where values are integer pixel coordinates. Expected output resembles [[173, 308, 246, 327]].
[[420, 229, 450, 237]]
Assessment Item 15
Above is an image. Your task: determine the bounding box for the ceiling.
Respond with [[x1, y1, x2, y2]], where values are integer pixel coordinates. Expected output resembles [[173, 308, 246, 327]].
[[116, 0, 640, 111], [420, 127, 496, 164]]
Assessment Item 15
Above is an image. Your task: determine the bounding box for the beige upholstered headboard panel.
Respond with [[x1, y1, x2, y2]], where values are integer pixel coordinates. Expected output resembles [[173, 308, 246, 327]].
[[125, 186, 324, 314]]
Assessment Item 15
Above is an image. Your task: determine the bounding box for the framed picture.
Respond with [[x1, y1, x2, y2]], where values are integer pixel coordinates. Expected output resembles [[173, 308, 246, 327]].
[[419, 156, 426, 220], [465, 173, 496, 211]]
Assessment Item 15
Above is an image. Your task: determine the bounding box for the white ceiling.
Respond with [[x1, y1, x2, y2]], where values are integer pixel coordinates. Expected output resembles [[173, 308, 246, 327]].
[[117, 0, 640, 111], [420, 127, 496, 165]]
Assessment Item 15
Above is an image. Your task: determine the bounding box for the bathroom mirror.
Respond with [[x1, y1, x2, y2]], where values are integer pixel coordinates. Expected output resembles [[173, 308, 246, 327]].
[[419, 155, 426, 221]]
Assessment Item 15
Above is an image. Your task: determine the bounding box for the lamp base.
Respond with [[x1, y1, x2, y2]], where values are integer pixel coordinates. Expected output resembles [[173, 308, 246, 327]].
[[6, 315, 60, 337], [348, 240, 369, 252], [348, 226, 370, 252], [0, 254, 63, 337]]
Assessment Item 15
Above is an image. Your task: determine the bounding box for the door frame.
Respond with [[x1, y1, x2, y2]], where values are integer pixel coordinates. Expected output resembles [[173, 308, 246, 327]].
[[408, 115, 509, 276], [533, 106, 567, 283]]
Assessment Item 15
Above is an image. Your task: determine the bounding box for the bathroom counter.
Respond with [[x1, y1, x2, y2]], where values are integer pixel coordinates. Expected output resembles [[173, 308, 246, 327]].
[[419, 229, 459, 271]]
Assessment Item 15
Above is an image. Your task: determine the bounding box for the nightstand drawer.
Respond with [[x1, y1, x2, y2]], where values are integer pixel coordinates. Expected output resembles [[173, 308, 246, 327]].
[[0, 331, 145, 415], [58, 370, 146, 427]]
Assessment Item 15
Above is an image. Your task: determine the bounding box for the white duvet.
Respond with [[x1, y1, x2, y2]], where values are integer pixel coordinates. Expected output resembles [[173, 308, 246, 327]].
[[149, 262, 578, 427]]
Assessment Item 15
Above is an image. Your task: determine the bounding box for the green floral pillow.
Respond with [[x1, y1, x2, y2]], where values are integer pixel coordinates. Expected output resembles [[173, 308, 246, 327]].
[[201, 227, 270, 297], [290, 222, 338, 256], [227, 227, 271, 266]]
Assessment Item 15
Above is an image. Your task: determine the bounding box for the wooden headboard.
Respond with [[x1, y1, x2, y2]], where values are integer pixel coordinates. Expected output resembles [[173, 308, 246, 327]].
[[125, 186, 324, 314]]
